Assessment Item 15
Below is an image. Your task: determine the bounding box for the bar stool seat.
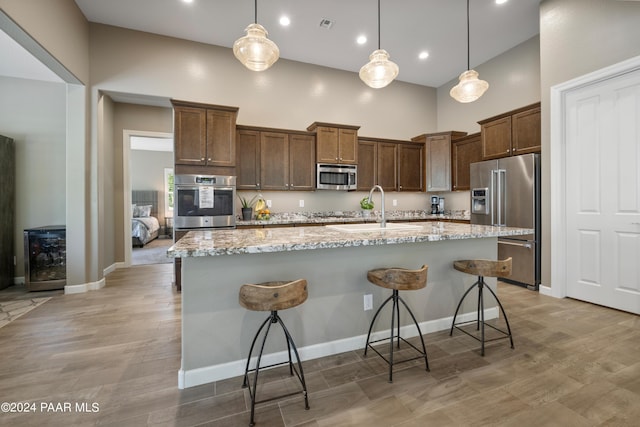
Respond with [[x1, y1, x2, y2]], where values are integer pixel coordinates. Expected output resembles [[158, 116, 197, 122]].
[[364, 265, 429, 383], [450, 258, 514, 356], [239, 279, 310, 427]]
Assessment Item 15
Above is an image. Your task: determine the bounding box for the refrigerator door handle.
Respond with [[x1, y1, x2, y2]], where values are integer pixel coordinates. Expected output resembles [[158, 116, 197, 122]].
[[498, 240, 533, 249], [498, 169, 506, 226], [491, 170, 498, 226]]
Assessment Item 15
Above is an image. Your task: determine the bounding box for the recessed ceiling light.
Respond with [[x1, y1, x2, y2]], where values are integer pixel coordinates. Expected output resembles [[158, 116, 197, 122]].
[[418, 51, 429, 60], [279, 16, 291, 26], [182, 0, 194, 4], [495, 0, 508, 4], [357, 35, 367, 45]]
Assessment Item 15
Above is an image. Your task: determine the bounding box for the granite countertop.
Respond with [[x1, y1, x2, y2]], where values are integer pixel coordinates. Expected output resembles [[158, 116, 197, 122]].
[[236, 209, 470, 226], [168, 221, 532, 258]]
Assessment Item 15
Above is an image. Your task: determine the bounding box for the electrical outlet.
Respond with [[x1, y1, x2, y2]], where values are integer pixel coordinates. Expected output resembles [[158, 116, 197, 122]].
[[364, 294, 373, 311], [266, 199, 272, 207], [299, 199, 305, 207], [392, 199, 398, 206]]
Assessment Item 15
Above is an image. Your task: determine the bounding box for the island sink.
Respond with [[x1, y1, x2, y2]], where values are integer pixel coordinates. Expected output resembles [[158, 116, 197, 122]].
[[325, 222, 423, 233]]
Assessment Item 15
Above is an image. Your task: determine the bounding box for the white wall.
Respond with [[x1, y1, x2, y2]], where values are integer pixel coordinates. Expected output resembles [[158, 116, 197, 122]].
[[539, 0, 640, 287], [130, 148, 173, 222], [0, 76, 66, 274]]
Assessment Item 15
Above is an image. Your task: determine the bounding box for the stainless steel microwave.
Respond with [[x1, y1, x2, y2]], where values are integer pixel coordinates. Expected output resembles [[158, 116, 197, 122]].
[[316, 164, 357, 191]]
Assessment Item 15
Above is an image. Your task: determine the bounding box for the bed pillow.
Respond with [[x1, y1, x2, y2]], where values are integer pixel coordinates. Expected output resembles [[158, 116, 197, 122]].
[[132, 204, 138, 217], [138, 205, 152, 217]]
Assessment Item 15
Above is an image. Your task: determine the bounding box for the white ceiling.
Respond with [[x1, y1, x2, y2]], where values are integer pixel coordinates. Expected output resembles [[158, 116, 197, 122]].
[[72, 0, 541, 88]]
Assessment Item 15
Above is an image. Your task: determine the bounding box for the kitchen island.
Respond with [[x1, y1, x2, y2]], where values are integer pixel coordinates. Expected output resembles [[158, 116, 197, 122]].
[[168, 222, 532, 389]]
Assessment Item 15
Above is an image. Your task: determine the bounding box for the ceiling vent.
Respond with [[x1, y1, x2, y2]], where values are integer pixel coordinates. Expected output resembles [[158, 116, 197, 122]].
[[319, 18, 334, 29]]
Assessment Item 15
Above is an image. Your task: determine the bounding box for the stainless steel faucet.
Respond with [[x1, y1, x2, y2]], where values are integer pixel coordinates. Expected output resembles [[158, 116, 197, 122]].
[[367, 185, 385, 228]]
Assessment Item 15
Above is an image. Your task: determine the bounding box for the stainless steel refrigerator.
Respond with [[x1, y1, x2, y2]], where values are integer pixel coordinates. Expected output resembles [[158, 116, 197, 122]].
[[470, 153, 540, 290]]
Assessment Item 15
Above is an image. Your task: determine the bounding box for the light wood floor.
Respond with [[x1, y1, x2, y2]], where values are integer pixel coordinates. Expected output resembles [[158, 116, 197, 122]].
[[0, 263, 638, 426]]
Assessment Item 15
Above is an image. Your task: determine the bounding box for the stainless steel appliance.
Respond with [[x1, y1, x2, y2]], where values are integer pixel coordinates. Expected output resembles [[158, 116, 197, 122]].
[[470, 153, 540, 290], [174, 174, 236, 229], [430, 196, 439, 214], [316, 163, 357, 190]]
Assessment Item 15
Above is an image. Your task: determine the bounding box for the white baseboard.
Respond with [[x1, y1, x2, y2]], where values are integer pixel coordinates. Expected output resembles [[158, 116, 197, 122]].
[[178, 308, 498, 389], [539, 284, 564, 298], [103, 263, 118, 276], [13, 276, 25, 285], [64, 277, 106, 294]]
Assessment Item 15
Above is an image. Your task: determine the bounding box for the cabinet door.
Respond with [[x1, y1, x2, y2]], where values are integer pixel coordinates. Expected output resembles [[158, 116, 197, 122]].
[[236, 129, 261, 190], [481, 116, 511, 159], [260, 132, 289, 190], [398, 143, 423, 192], [316, 126, 339, 163], [426, 135, 451, 192], [512, 106, 541, 155], [338, 128, 358, 164], [289, 134, 316, 191], [174, 106, 206, 165], [206, 109, 236, 167], [377, 142, 398, 191], [451, 133, 481, 191], [357, 140, 377, 190]]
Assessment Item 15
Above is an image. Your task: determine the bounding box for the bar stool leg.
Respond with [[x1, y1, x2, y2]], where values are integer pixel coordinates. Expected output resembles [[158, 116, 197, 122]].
[[449, 280, 480, 336], [242, 315, 273, 388], [397, 295, 430, 372], [483, 281, 515, 349], [249, 312, 276, 427], [275, 314, 310, 410], [364, 294, 395, 356]]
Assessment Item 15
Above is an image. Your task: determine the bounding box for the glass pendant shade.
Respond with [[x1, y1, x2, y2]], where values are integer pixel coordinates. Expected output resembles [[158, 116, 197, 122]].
[[449, 69, 489, 103], [359, 49, 399, 89], [233, 23, 279, 71]]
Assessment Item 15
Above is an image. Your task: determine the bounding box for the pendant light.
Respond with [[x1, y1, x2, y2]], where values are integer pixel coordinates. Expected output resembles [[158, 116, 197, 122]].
[[233, 0, 279, 71], [450, 0, 489, 103], [359, 0, 399, 89]]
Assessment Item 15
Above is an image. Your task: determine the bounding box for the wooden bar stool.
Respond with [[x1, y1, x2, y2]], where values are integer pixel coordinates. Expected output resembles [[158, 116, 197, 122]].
[[450, 258, 514, 356], [364, 265, 429, 383], [239, 279, 310, 427]]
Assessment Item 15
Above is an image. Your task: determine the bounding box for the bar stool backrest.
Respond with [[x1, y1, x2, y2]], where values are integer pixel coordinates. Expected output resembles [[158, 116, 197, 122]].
[[239, 279, 308, 312], [453, 258, 512, 278], [367, 265, 428, 291]]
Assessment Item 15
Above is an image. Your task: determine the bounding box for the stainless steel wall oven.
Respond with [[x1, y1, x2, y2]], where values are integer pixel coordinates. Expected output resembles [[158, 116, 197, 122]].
[[174, 174, 236, 229]]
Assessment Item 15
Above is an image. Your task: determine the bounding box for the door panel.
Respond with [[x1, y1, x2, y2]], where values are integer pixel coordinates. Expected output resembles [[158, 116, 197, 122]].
[[565, 69, 640, 314]]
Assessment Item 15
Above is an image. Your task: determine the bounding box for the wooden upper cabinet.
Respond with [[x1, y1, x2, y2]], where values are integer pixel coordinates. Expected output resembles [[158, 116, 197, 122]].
[[174, 105, 206, 166], [307, 122, 360, 164], [206, 109, 236, 167], [236, 128, 261, 190], [260, 132, 289, 190], [398, 143, 423, 192], [239, 126, 315, 191], [451, 132, 482, 191], [288, 134, 316, 191], [413, 131, 466, 192], [357, 140, 376, 191], [172, 100, 239, 171], [512, 105, 541, 155], [377, 142, 398, 191], [479, 102, 540, 160]]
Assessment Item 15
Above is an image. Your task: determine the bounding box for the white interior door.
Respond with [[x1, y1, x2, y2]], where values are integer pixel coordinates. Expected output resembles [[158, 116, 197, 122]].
[[565, 69, 640, 314]]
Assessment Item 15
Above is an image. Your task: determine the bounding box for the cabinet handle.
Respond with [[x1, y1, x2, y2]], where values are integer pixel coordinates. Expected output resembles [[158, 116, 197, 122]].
[[506, 149, 510, 153], [208, 158, 212, 161], [201, 157, 205, 161], [285, 183, 289, 187]]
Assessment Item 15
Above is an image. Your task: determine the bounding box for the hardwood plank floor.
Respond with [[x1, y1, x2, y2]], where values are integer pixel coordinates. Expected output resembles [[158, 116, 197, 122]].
[[0, 264, 638, 426]]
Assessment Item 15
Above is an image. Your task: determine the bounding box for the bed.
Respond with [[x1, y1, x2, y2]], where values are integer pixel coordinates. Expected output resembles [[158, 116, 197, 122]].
[[132, 190, 161, 247]]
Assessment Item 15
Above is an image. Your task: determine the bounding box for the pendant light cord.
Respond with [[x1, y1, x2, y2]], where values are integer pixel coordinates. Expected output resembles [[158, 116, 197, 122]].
[[466, 0, 470, 70], [254, 0, 257, 24], [377, 0, 381, 50]]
